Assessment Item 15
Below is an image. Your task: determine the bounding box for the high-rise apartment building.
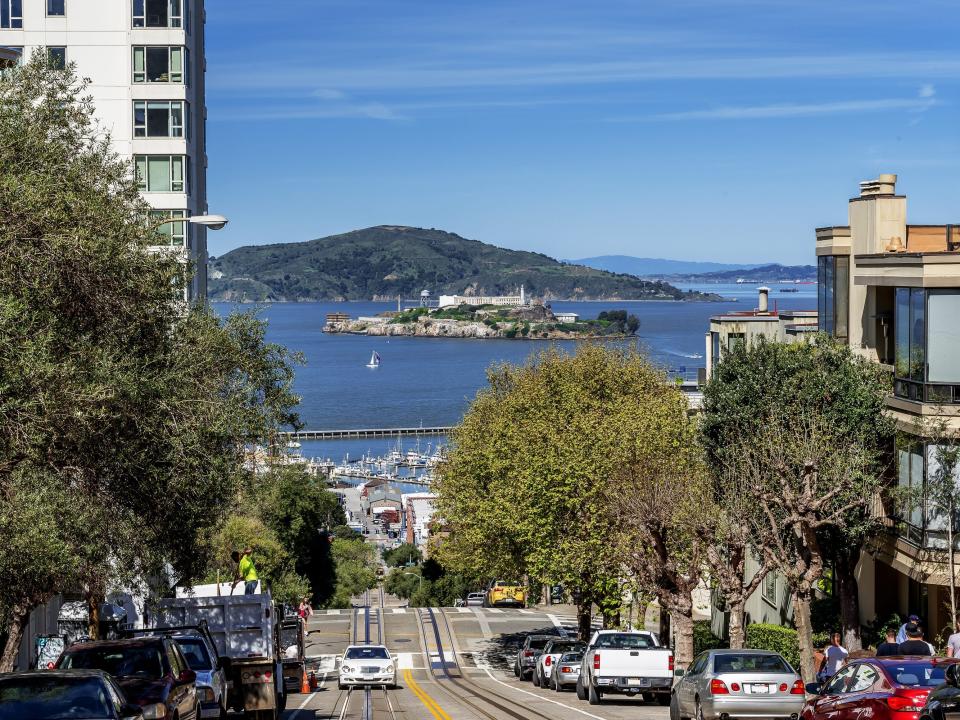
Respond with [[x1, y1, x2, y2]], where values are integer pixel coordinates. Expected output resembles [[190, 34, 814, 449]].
[[0, 0, 209, 300]]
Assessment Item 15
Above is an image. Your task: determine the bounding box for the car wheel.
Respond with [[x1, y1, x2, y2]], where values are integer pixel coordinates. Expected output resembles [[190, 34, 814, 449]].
[[514, 661, 521, 678], [553, 675, 562, 693], [670, 694, 681, 720], [534, 670, 541, 687], [657, 694, 672, 707], [588, 682, 602, 705], [576, 677, 586, 701], [219, 701, 228, 720]]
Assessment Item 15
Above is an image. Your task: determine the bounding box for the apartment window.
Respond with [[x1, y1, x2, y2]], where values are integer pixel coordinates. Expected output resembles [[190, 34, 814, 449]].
[[761, 572, 776, 606], [1, 0, 22, 28], [134, 101, 185, 138], [897, 440, 960, 549], [47, 46, 66, 70], [134, 155, 186, 193], [0, 47, 22, 73], [132, 46, 184, 83], [149, 210, 188, 247], [133, 0, 182, 28], [894, 288, 960, 403], [726, 333, 745, 352], [817, 255, 849, 341], [47, 0, 65, 16]]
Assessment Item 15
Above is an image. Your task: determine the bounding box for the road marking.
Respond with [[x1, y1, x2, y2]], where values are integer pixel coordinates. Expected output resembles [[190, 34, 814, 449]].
[[519, 609, 534, 615], [392, 608, 407, 614], [403, 669, 451, 720], [397, 653, 415, 669], [294, 692, 316, 711], [547, 614, 567, 637], [456, 607, 471, 614], [326, 609, 341, 615], [486, 608, 504, 614], [470, 608, 493, 639], [478, 666, 610, 720]]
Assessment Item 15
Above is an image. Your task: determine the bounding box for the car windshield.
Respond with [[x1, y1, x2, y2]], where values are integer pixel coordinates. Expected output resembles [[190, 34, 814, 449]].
[[549, 642, 585, 654], [175, 638, 212, 671], [60, 644, 165, 679], [527, 638, 551, 650], [560, 653, 584, 663], [714, 654, 791, 673], [886, 662, 952, 687], [0, 676, 113, 720], [345, 647, 389, 660], [594, 634, 654, 649]]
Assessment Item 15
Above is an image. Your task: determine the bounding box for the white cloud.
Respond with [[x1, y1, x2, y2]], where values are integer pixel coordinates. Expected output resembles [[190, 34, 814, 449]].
[[919, 83, 936, 98], [614, 97, 939, 122]]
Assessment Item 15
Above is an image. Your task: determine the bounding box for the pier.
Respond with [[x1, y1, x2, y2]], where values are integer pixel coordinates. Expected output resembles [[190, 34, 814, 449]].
[[279, 426, 453, 441]]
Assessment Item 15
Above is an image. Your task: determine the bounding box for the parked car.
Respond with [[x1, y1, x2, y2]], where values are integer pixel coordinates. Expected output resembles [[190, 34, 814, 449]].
[[804, 657, 960, 720], [921, 661, 960, 720], [551, 652, 584, 692], [338, 645, 396, 689], [465, 593, 486, 607], [534, 639, 586, 688], [578, 630, 672, 705], [514, 634, 554, 681], [169, 632, 228, 720], [58, 637, 198, 720], [0, 669, 144, 720], [485, 580, 526, 608], [672, 649, 803, 720]]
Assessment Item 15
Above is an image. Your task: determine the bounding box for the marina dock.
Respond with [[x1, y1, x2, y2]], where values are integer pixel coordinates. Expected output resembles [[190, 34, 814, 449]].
[[279, 425, 452, 440]]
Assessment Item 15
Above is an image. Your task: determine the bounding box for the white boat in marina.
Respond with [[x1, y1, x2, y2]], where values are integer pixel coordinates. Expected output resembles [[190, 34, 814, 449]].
[[366, 351, 381, 368]]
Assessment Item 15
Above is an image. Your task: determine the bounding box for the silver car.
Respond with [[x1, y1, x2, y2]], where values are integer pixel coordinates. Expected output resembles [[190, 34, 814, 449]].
[[671, 649, 804, 720]]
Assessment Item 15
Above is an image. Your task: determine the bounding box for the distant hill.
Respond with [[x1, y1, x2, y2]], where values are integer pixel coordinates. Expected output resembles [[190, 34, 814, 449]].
[[572, 255, 762, 276], [685, 264, 817, 282], [209, 226, 720, 302]]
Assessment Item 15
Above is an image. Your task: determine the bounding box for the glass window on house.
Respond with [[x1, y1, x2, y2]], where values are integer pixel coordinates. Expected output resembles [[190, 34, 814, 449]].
[[133, 101, 185, 138], [47, 46, 66, 69], [726, 333, 745, 352], [761, 573, 776, 606], [134, 155, 186, 193], [894, 288, 960, 402], [897, 442, 925, 544], [1, 0, 22, 28], [47, 0, 65, 15], [132, 47, 184, 83], [148, 210, 187, 247], [0, 47, 22, 74], [133, 0, 182, 28], [817, 255, 849, 340]]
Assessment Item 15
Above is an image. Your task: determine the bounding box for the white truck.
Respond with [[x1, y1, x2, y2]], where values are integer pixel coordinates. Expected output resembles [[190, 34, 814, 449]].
[[577, 629, 674, 706], [153, 589, 285, 720]]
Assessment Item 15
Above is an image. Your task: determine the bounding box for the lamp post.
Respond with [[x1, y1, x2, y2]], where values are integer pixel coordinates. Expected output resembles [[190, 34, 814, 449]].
[[402, 572, 423, 596], [147, 213, 229, 233]]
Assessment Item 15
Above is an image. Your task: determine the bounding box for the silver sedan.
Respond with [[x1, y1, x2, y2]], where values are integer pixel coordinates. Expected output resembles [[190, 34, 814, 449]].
[[671, 649, 805, 720]]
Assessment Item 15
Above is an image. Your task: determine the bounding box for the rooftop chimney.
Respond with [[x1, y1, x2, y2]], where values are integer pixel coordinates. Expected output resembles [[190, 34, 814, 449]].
[[758, 286, 770, 313], [859, 173, 897, 197]]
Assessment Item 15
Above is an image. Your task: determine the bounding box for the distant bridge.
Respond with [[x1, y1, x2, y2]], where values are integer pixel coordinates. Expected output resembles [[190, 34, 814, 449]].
[[279, 426, 453, 441]]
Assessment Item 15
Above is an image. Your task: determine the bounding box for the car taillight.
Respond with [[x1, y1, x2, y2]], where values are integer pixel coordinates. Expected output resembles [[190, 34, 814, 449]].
[[888, 691, 927, 712], [561, 666, 573, 673], [265, 671, 272, 679], [668, 655, 674, 672], [545, 656, 552, 666], [524, 650, 533, 657], [731, 683, 741, 692], [710, 679, 729, 695], [594, 654, 600, 670], [779, 683, 788, 693], [790, 680, 805, 695]]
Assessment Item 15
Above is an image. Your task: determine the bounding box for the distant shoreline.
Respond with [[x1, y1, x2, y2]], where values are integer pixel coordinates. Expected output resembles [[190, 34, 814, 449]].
[[210, 296, 728, 304]]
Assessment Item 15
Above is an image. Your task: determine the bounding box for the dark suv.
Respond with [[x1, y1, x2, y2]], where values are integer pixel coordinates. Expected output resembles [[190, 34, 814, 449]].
[[514, 634, 554, 681], [57, 637, 197, 720]]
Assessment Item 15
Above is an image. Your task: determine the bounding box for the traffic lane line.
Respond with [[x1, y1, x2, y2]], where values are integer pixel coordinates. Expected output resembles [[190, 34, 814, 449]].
[[478, 666, 610, 720], [403, 668, 451, 720]]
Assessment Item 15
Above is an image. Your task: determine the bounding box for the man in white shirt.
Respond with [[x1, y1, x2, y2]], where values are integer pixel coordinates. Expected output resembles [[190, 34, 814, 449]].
[[819, 632, 849, 680]]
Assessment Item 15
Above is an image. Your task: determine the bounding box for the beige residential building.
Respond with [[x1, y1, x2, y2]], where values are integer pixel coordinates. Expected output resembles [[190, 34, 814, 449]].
[[817, 173, 960, 633]]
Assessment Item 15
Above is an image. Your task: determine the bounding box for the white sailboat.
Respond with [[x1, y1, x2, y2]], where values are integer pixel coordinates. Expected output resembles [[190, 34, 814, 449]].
[[366, 350, 381, 368]]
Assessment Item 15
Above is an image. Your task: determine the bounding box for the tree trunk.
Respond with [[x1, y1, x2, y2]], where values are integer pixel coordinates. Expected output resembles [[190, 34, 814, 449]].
[[728, 597, 746, 649], [834, 548, 862, 651], [577, 599, 592, 642], [949, 497, 957, 633], [792, 590, 816, 683], [0, 608, 30, 673], [87, 593, 101, 641], [671, 611, 695, 667]]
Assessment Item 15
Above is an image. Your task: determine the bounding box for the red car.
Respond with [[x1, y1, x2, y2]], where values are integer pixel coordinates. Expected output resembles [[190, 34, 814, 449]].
[[802, 657, 960, 720]]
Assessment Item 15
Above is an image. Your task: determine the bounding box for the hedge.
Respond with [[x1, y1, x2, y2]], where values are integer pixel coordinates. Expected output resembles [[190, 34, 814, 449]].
[[694, 620, 727, 655], [745, 624, 800, 671]]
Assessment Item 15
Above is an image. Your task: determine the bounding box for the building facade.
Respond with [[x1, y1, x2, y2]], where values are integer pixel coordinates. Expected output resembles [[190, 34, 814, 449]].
[[1, 0, 209, 300], [817, 173, 960, 637], [438, 285, 527, 308]]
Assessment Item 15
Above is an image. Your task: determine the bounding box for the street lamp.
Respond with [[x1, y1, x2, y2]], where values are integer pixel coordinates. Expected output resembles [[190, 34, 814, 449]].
[[147, 214, 229, 233], [402, 572, 423, 596]]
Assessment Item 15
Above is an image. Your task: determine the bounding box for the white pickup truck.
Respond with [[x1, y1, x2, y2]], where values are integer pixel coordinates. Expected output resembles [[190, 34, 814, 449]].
[[577, 630, 674, 706]]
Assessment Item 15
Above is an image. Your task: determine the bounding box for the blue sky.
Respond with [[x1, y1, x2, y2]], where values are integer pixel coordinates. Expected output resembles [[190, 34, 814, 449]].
[[205, 0, 959, 265]]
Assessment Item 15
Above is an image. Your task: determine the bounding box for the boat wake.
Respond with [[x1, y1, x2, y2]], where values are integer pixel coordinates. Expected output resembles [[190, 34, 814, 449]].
[[663, 349, 704, 359]]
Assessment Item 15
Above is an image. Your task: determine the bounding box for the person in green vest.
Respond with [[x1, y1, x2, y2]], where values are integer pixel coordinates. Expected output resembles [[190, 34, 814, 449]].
[[230, 547, 259, 595]]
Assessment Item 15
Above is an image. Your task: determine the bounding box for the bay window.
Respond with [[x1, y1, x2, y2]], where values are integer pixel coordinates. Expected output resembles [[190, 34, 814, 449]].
[[894, 288, 960, 402], [133, 100, 185, 138], [817, 255, 849, 340], [135, 155, 187, 193], [148, 210, 188, 247], [133, 46, 185, 84], [897, 439, 960, 549]]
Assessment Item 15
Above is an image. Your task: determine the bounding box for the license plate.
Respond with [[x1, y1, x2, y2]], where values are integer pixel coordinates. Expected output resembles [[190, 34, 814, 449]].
[[751, 684, 769, 693], [627, 678, 650, 687]]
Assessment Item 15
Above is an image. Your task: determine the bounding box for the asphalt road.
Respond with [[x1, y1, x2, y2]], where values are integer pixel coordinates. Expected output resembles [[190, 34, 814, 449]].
[[278, 592, 671, 720]]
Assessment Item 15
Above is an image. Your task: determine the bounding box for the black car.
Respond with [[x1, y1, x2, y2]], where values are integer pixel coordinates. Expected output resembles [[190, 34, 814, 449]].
[[58, 637, 198, 720], [0, 669, 144, 719], [922, 663, 960, 720]]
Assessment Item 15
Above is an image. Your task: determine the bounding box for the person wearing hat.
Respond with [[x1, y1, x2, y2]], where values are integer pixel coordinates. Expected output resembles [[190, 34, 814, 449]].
[[897, 614, 921, 644], [230, 547, 259, 595], [898, 623, 934, 656]]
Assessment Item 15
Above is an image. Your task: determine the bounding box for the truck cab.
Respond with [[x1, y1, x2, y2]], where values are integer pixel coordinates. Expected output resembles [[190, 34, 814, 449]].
[[578, 630, 673, 706]]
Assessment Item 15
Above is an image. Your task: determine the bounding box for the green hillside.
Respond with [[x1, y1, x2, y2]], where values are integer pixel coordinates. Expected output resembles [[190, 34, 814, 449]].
[[208, 226, 718, 302]]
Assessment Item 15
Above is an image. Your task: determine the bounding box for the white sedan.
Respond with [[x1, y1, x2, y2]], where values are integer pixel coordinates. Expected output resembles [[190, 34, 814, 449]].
[[338, 645, 396, 689]]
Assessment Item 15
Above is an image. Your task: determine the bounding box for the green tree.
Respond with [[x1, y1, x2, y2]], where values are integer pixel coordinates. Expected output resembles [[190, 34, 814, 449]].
[[328, 538, 378, 608], [700, 338, 892, 679], [383, 543, 422, 568], [0, 57, 300, 669]]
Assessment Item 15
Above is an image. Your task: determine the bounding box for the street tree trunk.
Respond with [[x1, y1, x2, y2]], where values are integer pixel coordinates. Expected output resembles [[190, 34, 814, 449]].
[[0, 607, 30, 673], [86, 592, 101, 641], [671, 611, 695, 667], [577, 599, 592, 642], [834, 547, 862, 651], [727, 597, 747, 649], [948, 496, 957, 632], [792, 590, 816, 683]]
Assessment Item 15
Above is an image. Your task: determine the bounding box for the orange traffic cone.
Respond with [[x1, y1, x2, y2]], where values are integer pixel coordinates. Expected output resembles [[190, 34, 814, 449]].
[[301, 670, 311, 693]]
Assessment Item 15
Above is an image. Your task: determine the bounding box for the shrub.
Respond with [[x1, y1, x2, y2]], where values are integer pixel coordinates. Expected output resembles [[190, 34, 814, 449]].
[[694, 620, 727, 655], [745, 623, 800, 671]]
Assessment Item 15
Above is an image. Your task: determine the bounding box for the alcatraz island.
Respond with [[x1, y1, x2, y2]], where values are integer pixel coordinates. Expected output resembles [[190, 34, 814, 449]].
[[323, 286, 641, 339]]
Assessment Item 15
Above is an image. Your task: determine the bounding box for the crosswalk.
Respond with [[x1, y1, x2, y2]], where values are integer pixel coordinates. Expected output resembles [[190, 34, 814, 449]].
[[315, 607, 601, 628]]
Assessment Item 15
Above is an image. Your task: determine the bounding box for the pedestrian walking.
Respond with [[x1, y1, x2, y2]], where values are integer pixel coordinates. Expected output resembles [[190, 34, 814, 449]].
[[876, 628, 901, 657], [946, 618, 960, 658], [818, 632, 849, 681], [230, 547, 259, 595], [298, 597, 313, 619], [898, 623, 934, 656], [897, 614, 921, 644]]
